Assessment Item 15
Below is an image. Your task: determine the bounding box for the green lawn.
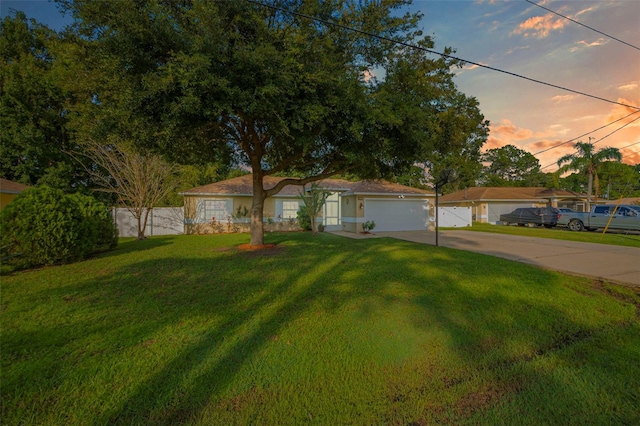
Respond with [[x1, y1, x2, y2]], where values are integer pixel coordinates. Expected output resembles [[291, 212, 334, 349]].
[[452, 222, 640, 247], [2, 233, 639, 425]]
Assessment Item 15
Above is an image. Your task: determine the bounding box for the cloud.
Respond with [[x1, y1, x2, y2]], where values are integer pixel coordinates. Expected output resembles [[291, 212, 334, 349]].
[[485, 119, 549, 152], [504, 45, 530, 56], [569, 38, 608, 52], [621, 148, 640, 165], [574, 5, 597, 18], [512, 14, 567, 38], [361, 69, 375, 83], [618, 83, 638, 92], [607, 98, 640, 124], [551, 94, 578, 103], [490, 119, 534, 141]]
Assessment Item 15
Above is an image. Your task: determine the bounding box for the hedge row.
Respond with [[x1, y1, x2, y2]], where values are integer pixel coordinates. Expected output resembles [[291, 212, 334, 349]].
[[0, 186, 118, 268]]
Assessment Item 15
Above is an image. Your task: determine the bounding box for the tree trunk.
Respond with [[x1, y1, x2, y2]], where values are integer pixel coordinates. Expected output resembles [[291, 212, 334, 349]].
[[250, 174, 266, 246], [586, 173, 593, 212]]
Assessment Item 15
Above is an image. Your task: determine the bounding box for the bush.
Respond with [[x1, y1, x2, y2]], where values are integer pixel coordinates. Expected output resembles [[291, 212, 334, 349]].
[[297, 208, 312, 231], [0, 186, 117, 268], [69, 193, 118, 251]]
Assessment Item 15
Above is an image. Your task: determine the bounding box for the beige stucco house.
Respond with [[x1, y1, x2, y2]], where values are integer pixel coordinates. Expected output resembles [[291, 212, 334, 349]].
[[439, 187, 588, 224], [0, 178, 30, 210], [181, 174, 435, 234]]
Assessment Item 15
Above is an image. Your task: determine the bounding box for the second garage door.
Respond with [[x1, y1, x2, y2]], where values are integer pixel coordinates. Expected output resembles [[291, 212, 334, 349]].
[[364, 199, 429, 232]]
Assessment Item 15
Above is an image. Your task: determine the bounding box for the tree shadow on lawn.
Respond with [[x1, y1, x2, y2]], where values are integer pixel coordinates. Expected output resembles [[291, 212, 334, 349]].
[[5, 233, 638, 424]]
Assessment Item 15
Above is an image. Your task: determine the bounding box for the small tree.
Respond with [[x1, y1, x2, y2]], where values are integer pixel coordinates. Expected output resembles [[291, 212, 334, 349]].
[[297, 183, 330, 235], [76, 142, 178, 240]]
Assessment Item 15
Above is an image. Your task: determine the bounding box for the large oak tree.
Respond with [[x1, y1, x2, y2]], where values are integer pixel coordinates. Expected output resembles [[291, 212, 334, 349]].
[[60, 0, 487, 245]]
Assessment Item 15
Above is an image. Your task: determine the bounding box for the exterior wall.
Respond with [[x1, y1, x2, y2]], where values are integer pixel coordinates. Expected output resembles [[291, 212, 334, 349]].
[[340, 195, 359, 232], [444, 201, 546, 224], [0, 193, 16, 210], [343, 195, 432, 233], [183, 195, 302, 234]]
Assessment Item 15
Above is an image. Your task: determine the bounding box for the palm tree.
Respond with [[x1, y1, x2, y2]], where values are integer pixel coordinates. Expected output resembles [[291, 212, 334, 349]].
[[557, 141, 622, 211]]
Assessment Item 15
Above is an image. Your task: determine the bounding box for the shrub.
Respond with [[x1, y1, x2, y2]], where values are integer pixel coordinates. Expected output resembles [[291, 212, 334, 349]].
[[362, 220, 376, 233], [69, 193, 118, 251], [0, 186, 117, 268], [297, 208, 312, 231]]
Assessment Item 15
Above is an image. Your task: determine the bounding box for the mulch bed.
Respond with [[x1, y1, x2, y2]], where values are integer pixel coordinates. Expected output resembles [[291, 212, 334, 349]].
[[237, 244, 278, 251]]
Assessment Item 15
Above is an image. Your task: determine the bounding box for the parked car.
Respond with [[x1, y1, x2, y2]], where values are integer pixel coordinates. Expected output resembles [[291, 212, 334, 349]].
[[499, 207, 560, 228], [558, 207, 576, 213], [559, 204, 640, 231]]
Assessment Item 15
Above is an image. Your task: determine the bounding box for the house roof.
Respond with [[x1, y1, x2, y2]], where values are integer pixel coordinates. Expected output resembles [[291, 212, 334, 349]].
[[614, 197, 640, 205], [0, 178, 30, 195], [341, 180, 432, 196], [439, 187, 586, 203], [181, 174, 433, 197]]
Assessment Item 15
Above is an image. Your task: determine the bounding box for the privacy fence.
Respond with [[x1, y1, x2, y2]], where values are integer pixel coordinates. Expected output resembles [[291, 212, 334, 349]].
[[112, 207, 184, 238]]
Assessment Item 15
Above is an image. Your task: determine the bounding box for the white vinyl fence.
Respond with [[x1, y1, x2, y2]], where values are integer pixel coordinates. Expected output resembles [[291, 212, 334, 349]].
[[113, 207, 184, 238], [438, 206, 472, 228]]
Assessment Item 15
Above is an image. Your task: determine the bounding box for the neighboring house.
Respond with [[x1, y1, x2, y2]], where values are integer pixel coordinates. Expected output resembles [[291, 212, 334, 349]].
[[0, 178, 30, 210], [614, 197, 640, 206], [439, 187, 588, 224], [180, 174, 435, 234]]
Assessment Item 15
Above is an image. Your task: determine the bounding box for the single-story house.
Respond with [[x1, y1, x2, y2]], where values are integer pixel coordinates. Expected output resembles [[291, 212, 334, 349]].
[[438, 187, 588, 224], [0, 178, 30, 210], [180, 174, 435, 234]]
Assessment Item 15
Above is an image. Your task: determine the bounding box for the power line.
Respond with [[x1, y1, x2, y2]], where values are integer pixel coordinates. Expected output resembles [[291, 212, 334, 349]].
[[591, 115, 640, 146], [247, 0, 640, 111], [540, 117, 640, 171], [524, 0, 640, 51], [532, 110, 640, 156]]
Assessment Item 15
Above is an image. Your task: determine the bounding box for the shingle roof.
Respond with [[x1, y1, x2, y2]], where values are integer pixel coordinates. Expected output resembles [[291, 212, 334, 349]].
[[181, 174, 432, 197], [439, 187, 586, 202], [0, 178, 30, 194]]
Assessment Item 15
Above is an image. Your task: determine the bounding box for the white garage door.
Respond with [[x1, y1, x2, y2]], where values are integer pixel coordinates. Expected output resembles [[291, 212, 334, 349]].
[[364, 199, 429, 231]]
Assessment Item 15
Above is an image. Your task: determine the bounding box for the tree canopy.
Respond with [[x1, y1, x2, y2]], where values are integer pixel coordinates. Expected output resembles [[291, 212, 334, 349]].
[[557, 141, 622, 210], [6, 0, 488, 245], [480, 144, 544, 187], [0, 13, 77, 188]]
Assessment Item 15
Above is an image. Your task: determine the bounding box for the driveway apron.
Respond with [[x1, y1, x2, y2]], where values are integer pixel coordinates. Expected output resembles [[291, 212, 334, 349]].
[[339, 230, 640, 286]]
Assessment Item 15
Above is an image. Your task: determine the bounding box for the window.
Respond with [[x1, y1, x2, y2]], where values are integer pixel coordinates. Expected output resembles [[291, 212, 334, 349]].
[[282, 201, 299, 220], [197, 199, 231, 223]]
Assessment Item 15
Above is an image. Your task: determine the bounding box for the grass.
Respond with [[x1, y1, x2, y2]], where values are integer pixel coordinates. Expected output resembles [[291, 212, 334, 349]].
[[452, 222, 640, 248], [2, 232, 639, 425]]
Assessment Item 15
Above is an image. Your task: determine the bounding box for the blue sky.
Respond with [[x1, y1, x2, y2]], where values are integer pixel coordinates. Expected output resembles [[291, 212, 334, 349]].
[[3, 0, 639, 170]]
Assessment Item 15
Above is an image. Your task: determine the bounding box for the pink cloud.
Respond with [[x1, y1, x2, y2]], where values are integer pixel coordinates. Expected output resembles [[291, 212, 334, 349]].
[[490, 119, 534, 141], [512, 14, 567, 38], [489, 119, 557, 147], [551, 94, 578, 103], [569, 38, 608, 52], [618, 83, 638, 92], [622, 149, 640, 165], [607, 98, 640, 125]]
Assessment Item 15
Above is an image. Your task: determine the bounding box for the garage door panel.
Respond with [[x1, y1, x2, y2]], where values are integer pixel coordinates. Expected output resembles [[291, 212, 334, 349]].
[[365, 199, 429, 231]]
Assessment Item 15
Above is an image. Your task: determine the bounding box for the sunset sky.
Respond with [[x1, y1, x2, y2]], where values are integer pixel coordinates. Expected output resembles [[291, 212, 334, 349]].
[[412, 0, 639, 170], [3, 0, 639, 171]]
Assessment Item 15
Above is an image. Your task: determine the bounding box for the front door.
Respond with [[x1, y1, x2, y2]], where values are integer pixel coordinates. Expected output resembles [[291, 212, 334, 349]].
[[323, 192, 341, 231]]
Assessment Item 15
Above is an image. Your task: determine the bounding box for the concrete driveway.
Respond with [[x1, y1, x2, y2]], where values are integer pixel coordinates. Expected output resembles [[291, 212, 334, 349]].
[[332, 230, 640, 286]]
